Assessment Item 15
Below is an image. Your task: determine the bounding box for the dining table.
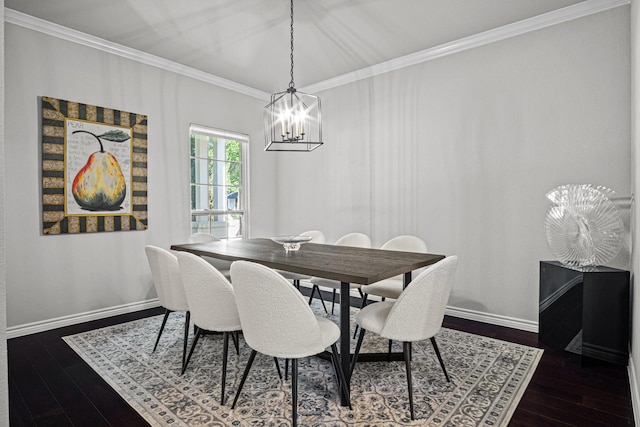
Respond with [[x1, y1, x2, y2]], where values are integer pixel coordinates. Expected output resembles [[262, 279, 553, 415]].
[[171, 237, 445, 406]]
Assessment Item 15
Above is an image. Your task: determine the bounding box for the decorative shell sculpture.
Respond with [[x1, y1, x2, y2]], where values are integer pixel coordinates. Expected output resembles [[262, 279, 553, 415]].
[[544, 184, 623, 267]]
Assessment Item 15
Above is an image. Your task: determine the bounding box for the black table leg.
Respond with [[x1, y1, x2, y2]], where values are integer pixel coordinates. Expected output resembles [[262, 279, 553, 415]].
[[339, 281, 351, 406], [404, 272, 412, 361]]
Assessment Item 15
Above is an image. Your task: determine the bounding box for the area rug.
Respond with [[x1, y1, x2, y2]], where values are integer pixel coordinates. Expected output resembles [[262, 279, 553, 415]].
[[63, 303, 542, 426]]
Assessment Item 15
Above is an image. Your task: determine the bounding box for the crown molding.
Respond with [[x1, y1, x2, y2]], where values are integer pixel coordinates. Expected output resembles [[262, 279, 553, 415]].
[[4, 8, 272, 101], [301, 0, 630, 93], [5, 0, 630, 99]]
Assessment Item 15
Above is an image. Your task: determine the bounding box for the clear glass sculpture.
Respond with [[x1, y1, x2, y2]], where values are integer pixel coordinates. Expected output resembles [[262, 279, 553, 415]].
[[544, 184, 624, 267], [270, 235, 313, 252]]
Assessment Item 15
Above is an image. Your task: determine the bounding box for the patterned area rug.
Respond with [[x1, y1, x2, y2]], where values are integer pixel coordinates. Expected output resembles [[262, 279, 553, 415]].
[[63, 303, 542, 426]]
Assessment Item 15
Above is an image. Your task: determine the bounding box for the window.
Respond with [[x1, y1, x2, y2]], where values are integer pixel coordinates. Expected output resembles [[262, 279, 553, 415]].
[[190, 124, 248, 240]]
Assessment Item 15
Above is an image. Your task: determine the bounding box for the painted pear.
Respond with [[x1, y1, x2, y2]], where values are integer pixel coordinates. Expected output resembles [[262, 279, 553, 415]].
[[71, 130, 129, 211]]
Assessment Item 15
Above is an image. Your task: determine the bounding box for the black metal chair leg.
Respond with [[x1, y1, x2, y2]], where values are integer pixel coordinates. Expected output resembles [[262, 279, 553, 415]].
[[285, 359, 289, 380], [221, 332, 230, 405], [403, 341, 415, 420], [231, 331, 240, 355], [293, 279, 300, 289], [430, 337, 450, 382], [308, 285, 318, 305], [388, 339, 393, 362], [231, 349, 258, 409], [353, 294, 369, 338], [330, 344, 352, 410], [182, 326, 202, 375], [318, 287, 329, 313], [291, 358, 298, 427], [350, 328, 366, 378], [182, 311, 191, 371], [362, 294, 369, 307], [331, 289, 337, 315], [309, 285, 329, 313], [153, 309, 171, 352], [274, 358, 282, 380]]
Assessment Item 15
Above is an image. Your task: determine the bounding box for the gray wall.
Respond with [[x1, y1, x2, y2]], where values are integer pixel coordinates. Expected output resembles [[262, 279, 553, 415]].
[[631, 0, 639, 416], [274, 7, 631, 325], [3, 6, 632, 331], [4, 23, 275, 328], [0, 2, 8, 425], [1, 2, 635, 423]]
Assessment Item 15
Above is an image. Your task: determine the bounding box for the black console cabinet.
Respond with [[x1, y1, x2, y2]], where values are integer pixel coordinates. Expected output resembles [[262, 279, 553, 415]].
[[539, 261, 630, 366]]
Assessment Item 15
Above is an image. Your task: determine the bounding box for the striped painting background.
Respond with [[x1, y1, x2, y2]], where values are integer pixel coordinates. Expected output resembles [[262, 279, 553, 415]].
[[41, 96, 148, 234]]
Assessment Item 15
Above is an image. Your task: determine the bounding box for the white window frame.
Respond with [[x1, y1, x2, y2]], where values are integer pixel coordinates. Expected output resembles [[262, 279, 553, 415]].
[[189, 124, 249, 240]]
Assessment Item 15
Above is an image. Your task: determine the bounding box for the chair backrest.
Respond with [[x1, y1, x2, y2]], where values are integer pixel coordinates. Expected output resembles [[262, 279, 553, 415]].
[[380, 256, 458, 342], [381, 235, 427, 253], [299, 230, 326, 244], [144, 245, 189, 312], [230, 260, 326, 358], [187, 233, 219, 243], [176, 252, 240, 331], [334, 232, 372, 248]]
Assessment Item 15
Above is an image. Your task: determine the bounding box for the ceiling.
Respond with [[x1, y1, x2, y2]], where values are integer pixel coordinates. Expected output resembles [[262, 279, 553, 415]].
[[6, 0, 587, 93]]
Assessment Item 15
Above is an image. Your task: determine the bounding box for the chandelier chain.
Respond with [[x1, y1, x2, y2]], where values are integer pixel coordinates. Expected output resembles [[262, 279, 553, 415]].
[[289, 0, 295, 89], [264, 0, 322, 151]]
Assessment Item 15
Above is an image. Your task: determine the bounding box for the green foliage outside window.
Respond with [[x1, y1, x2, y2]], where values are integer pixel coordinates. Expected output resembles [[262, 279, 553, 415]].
[[189, 134, 242, 210], [225, 140, 241, 191], [189, 126, 246, 239]]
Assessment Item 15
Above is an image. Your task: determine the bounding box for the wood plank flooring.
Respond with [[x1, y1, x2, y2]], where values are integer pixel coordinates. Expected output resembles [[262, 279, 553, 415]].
[[9, 308, 162, 427], [444, 316, 634, 426], [8, 298, 635, 426]]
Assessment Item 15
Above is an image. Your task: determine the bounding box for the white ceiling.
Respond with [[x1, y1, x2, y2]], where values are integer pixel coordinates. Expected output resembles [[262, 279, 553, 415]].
[[6, 0, 590, 93]]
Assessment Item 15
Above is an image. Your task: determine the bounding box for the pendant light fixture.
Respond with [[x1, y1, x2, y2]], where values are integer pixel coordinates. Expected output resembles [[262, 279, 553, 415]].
[[264, 0, 323, 152]]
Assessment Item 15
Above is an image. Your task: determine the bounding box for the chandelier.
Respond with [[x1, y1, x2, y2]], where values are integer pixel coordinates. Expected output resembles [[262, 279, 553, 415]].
[[264, 0, 323, 152]]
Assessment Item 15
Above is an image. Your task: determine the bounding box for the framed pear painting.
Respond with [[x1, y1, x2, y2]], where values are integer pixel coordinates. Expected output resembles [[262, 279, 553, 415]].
[[41, 96, 148, 234]]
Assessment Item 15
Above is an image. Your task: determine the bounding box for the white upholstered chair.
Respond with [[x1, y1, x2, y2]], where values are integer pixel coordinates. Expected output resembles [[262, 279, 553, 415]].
[[352, 235, 428, 338], [308, 232, 372, 314], [230, 261, 350, 426], [144, 245, 191, 371], [186, 233, 231, 280], [351, 256, 458, 420], [360, 235, 428, 301], [176, 251, 242, 404]]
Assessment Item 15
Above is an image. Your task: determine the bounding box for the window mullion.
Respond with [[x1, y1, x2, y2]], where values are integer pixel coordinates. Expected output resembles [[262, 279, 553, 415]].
[[190, 124, 247, 240]]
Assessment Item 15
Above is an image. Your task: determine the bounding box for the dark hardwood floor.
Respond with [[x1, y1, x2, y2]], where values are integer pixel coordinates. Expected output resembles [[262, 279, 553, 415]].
[[9, 307, 164, 427], [8, 294, 635, 426], [444, 316, 635, 426]]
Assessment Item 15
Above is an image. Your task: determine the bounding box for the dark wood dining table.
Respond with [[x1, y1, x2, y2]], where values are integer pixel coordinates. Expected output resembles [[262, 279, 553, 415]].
[[171, 237, 445, 406]]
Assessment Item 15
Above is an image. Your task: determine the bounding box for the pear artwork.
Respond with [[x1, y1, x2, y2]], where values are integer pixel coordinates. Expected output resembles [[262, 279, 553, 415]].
[[71, 129, 130, 211]]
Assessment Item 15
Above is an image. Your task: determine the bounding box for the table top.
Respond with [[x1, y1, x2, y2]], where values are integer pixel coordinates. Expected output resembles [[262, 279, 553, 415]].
[[171, 238, 445, 284]]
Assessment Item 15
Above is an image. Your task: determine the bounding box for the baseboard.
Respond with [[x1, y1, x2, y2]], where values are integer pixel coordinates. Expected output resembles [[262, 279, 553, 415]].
[[628, 353, 640, 426], [7, 299, 161, 339], [7, 287, 539, 338], [445, 305, 539, 333], [301, 280, 539, 333]]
